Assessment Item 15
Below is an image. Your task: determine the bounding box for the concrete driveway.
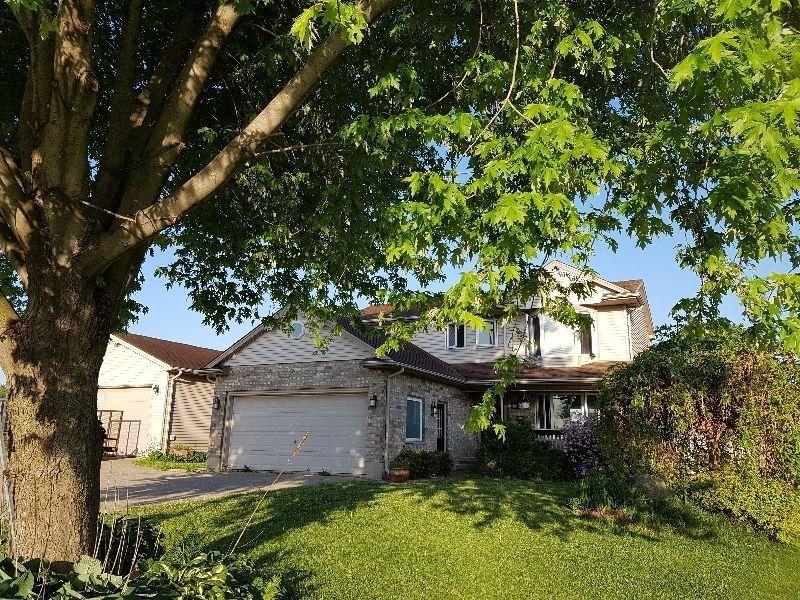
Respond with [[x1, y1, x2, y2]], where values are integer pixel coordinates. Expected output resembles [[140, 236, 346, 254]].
[[100, 457, 359, 510]]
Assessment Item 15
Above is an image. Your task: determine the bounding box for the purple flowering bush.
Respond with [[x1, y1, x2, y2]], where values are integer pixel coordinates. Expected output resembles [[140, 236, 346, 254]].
[[560, 418, 604, 478]]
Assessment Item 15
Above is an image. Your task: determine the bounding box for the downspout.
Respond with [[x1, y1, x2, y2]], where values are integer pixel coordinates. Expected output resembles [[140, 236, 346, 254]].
[[384, 366, 405, 475]]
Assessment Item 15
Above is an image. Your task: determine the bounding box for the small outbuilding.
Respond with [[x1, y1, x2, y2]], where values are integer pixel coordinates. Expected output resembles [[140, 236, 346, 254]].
[[97, 333, 220, 456]]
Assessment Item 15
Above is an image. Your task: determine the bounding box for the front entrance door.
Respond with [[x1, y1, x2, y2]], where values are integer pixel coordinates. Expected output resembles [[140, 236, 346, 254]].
[[436, 403, 446, 452]]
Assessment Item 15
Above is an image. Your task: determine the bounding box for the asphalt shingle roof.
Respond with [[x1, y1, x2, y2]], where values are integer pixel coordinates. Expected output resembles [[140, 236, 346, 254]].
[[117, 333, 221, 370]]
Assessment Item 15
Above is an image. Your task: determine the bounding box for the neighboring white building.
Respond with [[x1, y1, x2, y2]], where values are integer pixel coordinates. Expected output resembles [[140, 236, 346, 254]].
[[97, 333, 221, 455], [205, 261, 654, 477]]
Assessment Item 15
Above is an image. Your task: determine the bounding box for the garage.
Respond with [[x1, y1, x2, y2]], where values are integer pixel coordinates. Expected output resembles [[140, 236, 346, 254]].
[[97, 387, 151, 455], [226, 391, 370, 475]]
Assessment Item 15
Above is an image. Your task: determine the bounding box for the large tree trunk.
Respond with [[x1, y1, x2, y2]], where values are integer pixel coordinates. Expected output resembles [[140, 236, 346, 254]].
[[4, 270, 120, 567]]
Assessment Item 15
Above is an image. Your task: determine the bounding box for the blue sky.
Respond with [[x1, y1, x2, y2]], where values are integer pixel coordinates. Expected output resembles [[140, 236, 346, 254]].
[[129, 231, 746, 352]]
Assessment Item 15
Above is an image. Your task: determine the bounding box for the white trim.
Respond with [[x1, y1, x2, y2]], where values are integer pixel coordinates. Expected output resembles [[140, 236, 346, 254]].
[[290, 321, 305, 339], [446, 323, 466, 350], [109, 334, 172, 370], [405, 397, 423, 442], [544, 260, 630, 295], [230, 387, 370, 398], [475, 319, 498, 348]]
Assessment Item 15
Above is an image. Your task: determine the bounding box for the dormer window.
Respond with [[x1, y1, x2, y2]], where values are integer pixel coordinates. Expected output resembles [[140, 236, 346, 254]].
[[447, 323, 466, 349], [476, 320, 497, 347]]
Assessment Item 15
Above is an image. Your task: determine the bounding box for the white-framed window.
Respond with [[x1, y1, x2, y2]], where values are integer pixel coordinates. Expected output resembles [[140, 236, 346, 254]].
[[405, 397, 423, 442], [476, 319, 497, 347], [526, 313, 541, 357], [289, 321, 305, 339], [447, 323, 466, 349], [579, 319, 593, 355], [533, 394, 553, 429]]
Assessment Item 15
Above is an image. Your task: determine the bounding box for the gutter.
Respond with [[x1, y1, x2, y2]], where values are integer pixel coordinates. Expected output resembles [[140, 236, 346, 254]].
[[465, 377, 604, 386], [363, 358, 605, 388], [361, 358, 465, 387]]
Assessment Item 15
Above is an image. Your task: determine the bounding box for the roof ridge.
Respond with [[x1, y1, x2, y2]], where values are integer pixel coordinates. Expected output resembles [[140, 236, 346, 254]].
[[117, 332, 220, 354]]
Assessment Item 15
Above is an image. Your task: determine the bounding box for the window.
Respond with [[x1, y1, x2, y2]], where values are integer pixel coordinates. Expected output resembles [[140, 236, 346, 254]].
[[290, 321, 305, 339], [586, 394, 598, 419], [405, 398, 423, 441], [476, 319, 497, 347], [562, 394, 584, 422], [527, 313, 541, 357], [447, 323, 466, 349], [580, 321, 593, 355], [533, 394, 553, 429]]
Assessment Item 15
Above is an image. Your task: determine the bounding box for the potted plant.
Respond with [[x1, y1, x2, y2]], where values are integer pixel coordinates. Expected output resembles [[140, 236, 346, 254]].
[[388, 455, 411, 483]]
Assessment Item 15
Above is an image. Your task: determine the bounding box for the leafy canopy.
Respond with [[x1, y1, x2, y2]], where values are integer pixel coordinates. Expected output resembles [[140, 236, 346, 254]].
[[1, 0, 798, 358]]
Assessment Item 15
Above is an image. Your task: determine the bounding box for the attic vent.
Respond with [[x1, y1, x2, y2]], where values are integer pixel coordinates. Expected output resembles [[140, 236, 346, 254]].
[[290, 321, 305, 339]]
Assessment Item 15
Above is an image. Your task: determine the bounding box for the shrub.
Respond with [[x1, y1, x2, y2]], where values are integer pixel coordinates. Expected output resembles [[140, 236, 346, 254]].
[[391, 449, 453, 478], [560, 419, 604, 477], [597, 322, 800, 539], [575, 467, 639, 510], [690, 468, 800, 544], [0, 549, 281, 599], [476, 419, 574, 481], [146, 445, 207, 464]]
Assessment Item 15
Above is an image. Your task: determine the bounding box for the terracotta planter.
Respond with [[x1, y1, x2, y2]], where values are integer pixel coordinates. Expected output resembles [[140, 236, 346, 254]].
[[388, 468, 410, 483]]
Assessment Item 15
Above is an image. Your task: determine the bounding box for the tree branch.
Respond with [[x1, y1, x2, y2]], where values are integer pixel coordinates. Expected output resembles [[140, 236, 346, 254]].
[[80, 0, 401, 276], [116, 2, 242, 216], [253, 141, 341, 157], [0, 148, 35, 251], [129, 3, 204, 132], [93, 0, 144, 210], [0, 287, 19, 376], [39, 0, 98, 200], [0, 223, 28, 289]]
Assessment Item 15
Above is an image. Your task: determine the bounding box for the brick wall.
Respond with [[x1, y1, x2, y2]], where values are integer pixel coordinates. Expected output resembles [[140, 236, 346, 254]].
[[206, 360, 478, 477]]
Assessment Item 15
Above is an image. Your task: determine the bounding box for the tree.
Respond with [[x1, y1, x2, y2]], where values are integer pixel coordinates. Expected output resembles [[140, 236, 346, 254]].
[[0, 0, 798, 564]]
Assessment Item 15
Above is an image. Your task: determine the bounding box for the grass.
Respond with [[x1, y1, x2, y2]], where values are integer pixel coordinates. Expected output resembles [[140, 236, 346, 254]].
[[133, 457, 206, 472], [135, 478, 800, 600]]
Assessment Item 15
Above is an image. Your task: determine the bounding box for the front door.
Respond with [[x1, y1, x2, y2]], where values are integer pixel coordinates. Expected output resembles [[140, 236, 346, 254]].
[[436, 403, 446, 452]]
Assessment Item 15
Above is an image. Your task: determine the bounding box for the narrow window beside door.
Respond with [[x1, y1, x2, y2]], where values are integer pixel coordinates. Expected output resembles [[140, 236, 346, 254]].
[[405, 398, 423, 442]]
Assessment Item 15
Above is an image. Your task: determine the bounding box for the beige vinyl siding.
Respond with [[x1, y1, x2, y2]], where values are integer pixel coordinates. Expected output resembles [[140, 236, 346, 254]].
[[97, 387, 151, 455], [226, 323, 373, 366], [596, 307, 631, 361], [539, 314, 579, 366], [411, 321, 520, 363], [168, 377, 215, 451], [98, 339, 164, 387], [628, 306, 651, 356]]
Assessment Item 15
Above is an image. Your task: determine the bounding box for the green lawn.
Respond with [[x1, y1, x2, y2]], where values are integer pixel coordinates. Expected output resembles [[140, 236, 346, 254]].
[[133, 457, 206, 472], [136, 478, 800, 600]]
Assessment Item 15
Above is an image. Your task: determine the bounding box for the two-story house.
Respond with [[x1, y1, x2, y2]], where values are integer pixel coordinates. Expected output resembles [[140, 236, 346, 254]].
[[205, 261, 653, 478]]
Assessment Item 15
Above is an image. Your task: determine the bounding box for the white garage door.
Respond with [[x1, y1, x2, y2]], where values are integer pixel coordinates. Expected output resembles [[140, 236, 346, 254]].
[[227, 392, 369, 475]]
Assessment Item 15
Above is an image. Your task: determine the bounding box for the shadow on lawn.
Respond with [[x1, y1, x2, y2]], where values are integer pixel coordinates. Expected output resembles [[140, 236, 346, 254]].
[[142, 477, 720, 595], [408, 477, 721, 543]]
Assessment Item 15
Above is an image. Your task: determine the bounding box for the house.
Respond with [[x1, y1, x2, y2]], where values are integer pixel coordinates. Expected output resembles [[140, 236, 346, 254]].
[[205, 261, 653, 478], [97, 333, 221, 455]]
